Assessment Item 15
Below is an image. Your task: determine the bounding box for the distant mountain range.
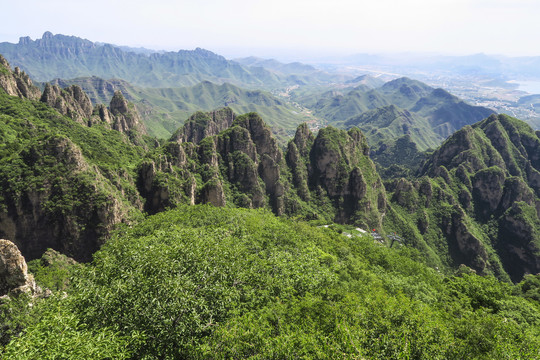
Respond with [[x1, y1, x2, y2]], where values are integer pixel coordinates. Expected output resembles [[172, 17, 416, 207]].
[[0, 32, 343, 89], [0, 32, 500, 162], [318, 52, 540, 81]]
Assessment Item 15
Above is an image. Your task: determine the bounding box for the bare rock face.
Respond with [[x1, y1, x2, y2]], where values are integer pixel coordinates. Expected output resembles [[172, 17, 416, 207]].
[[40, 83, 94, 124], [472, 166, 506, 217], [108, 91, 146, 135], [0, 136, 135, 262], [92, 103, 113, 127], [301, 126, 386, 227], [0, 55, 41, 100], [498, 202, 540, 282], [443, 210, 489, 274], [172, 108, 235, 144], [286, 124, 314, 202], [0, 239, 36, 296], [199, 178, 226, 207]]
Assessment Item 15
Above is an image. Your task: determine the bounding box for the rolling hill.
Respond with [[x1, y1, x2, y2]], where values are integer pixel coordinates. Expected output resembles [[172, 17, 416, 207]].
[[50, 77, 312, 139]]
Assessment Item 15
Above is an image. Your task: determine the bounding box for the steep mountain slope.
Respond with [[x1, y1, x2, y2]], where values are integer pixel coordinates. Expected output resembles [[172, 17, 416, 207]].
[[387, 114, 540, 281], [309, 87, 390, 121], [0, 57, 147, 262], [234, 56, 320, 75], [51, 77, 311, 139], [343, 104, 438, 151], [0, 32, 347, 90], [313, 78, 494, 134], [233, 56, 350, 84], [1, 53, 539, 284]]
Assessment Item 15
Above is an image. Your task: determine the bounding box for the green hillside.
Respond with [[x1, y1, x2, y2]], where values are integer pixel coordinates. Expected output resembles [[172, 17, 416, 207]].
[[51, 77, 311, 139], [2, 206, 540, 358], [342, 104, 439, 151], [0, 87, 146, 261], [296, 77, 494, 173]]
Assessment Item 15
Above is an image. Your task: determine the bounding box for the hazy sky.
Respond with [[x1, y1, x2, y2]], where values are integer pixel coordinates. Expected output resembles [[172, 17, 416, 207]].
[[2, 0, 540, 59]]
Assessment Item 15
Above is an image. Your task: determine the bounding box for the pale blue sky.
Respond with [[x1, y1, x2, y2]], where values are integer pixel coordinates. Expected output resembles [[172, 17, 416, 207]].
[[2, 0, 540, 58]]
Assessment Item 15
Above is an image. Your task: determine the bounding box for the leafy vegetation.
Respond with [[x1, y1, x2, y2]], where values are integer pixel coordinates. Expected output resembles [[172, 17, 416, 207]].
[[2, 206, 539, 358]]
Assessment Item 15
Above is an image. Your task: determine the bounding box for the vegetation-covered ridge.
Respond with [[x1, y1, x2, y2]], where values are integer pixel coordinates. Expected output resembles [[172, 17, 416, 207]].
[[294, 77, 494, 173], [1, 41, 540, 358], [385, 114, 540, 282], [139, 108, 387, 229], [1, 52, 540, 284], [2, 205, 540, 358]]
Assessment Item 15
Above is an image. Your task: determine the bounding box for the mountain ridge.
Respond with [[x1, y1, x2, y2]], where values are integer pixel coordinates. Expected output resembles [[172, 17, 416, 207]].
[[0, 32, 344, 89]]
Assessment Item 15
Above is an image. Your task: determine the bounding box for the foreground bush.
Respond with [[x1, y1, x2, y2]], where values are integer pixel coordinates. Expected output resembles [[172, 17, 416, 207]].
[[3, 205, 540, 358]]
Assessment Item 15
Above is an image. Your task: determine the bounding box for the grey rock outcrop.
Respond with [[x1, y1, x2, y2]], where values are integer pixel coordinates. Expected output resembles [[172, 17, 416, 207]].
[[0, 239, 36, 296], [40, 83, 94, 124], [172, 107, 235, 144], [108, 91, 146, 135], [0, 55, 41, 100]]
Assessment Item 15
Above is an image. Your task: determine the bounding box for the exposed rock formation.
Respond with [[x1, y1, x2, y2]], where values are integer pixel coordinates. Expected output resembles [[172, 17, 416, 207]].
[[0, 239, 36, 296], [171, 107, 235, 144], [40, 83, 94, 123], [296, 126, 386, 227], [391, 114, 540, 281], [0, 136, 136, 262], [0, 55, 41, 100], [0, 56, 145, 137], [140, 112, 385, 227], [108, 91, 146, 135]]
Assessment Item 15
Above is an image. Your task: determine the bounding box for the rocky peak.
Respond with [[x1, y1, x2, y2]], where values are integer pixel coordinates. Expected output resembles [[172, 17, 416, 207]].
[[109, 90, 130, 115], [40, 83, 93, 123], [18, 36, 31, 45], [0, 239, 36, 296], [234, 112, 282, 163], [0, 54, 9, 68], [172, 107, 235, 144], [108, 90, 146, 135], [292, 123, 315, 157], [305, 126, 386, 227], [0, 55, 41, 100]]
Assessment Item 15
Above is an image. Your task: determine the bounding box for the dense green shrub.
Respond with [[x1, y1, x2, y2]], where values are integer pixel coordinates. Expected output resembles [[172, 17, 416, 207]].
[[2, 206, 540, 359]]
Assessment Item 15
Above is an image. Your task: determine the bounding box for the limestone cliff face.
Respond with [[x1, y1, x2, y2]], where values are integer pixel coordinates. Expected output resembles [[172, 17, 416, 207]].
[[40, 83, 94, 124], [286, 125, 386, 228], [0, 55, 41, 100], [0, 239, 36, 296], [0, 56, 144, 137], [137, 144, 197, 215], [171, 108, 235, 144], [0, 136, 137, 262], [139, 110, 285, 214], [221, 113, 285, 214], [108, 91, 146, 135], [286, 124, 314, 201]]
